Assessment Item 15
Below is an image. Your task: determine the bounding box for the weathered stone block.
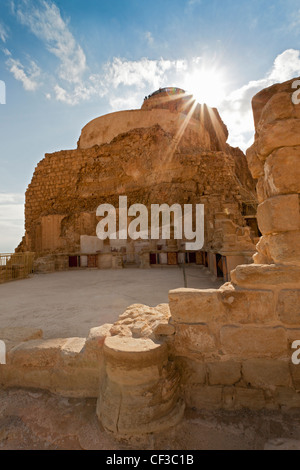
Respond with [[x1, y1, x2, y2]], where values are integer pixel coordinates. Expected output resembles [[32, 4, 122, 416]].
[[220, 287, 276, 323], [277, 290, 300, 325], [169, 288, 226, 323], [85, 324, 112, 352], [231, 264, 300, 288], [59, 337, 87, 367], [264, 147, 300, 196], [222, 386, 236, 409], [290, 364, 300, 391], [175, 324, 216, 356], [50, 367, 100, 397], [9, 338, 67, 367], [154, 322, 175, 337], [256, 177, 267, 204], [274, 387, 300, 409], [184, 385, 223, 409], [208, 361, 241, 385], [246, 143, 264, 179], [242, 359, 290, 388], [258, 92, 295, 127], [235, 388, 266, 409], [257, 195, 300, 235], [266, 231, 300, 265], [257, 119, 300, 158], [254, 237, 273, 265], [220, 325, 287, 357], [177, 358, 206, 385]]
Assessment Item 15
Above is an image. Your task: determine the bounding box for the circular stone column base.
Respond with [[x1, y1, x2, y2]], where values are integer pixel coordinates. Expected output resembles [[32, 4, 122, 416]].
[[96, 335, 185, 436]]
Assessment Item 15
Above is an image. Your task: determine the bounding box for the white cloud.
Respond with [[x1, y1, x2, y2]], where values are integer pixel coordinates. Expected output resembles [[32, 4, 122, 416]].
[[49, 56, 196, 106], [269, 49, 300, 82], [103, 57, 174, 89], [6, 1, 199, 107], [13, 0, 87, 84], [6, 1, 300, 153], [6, 57, 41, 91], [0, 193, 24, 253], [220, 49, 300, 150], [2, 48, 11, 57], [53, 77, 107, 105], [108, 93, 143, 112], [0, 23, 9, 43], [0, 193, 24, 205], [103, 57, 191, 91]]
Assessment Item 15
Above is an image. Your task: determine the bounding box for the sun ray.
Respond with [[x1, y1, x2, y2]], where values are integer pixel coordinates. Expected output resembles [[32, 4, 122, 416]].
[[165, 96, 198, 161]]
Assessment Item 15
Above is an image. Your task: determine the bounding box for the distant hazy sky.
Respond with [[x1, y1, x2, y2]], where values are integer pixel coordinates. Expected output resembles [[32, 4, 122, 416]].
[[1, 0, 300, 252]]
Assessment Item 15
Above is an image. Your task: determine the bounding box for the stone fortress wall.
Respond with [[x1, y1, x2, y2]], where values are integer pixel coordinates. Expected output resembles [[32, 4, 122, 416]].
[[1, 78, 300, 437], [17, 88, 257, 280]]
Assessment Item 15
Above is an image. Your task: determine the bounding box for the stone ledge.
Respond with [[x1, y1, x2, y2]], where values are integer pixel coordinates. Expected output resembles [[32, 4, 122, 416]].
[[231, 264, 300, 288], [169, 286, 276, 324]]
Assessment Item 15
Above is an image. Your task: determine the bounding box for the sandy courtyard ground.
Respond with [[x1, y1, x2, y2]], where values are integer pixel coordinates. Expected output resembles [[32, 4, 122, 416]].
[[2, 268, 300, 451], [0, 266, 222, 339], [1, 389, 300, 450]]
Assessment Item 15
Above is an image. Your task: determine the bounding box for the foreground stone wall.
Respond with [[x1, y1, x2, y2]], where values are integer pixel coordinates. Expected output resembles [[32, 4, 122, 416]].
[[0, 306, 185, 435], [169, 76, 300, 411], [0, 325, 112, 398], [169, 284, 299, 410]]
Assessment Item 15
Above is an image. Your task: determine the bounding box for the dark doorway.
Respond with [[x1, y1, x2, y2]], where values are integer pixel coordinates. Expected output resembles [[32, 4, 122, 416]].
[[216, 254, 224, 278], [69, 256, 78, 268], [246, 217, 262, 238], [150, 253, 157, 265], [188, 252, 196, 264], [204, 252, 209, 267]]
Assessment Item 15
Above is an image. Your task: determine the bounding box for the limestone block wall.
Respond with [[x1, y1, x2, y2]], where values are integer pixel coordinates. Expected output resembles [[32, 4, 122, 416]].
[[168, 77, 300, 411], [247, 78, 300, 266], [169, 283, 299, 410], [0, 324, 112, 398], [19, 125, 255, 258], [0, 305, 185, 436]]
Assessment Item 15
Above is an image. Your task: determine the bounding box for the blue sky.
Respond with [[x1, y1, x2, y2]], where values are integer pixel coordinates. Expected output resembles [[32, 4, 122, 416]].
[[0, 0, 300, 252]]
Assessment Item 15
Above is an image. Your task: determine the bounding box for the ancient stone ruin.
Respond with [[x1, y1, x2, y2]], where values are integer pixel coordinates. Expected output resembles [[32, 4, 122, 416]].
[[16, 87, 258, 281], [1, 78, 300, 437]]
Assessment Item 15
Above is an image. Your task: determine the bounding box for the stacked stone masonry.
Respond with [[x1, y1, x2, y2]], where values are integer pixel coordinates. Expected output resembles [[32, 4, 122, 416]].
[[16, 90, 257, 277], [169, 77, 300, 412], [3, 80, 299, 437]]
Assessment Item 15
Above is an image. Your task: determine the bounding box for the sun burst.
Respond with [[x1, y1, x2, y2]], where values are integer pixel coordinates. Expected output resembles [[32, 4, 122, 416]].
[[183, 62, 227, 107]]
